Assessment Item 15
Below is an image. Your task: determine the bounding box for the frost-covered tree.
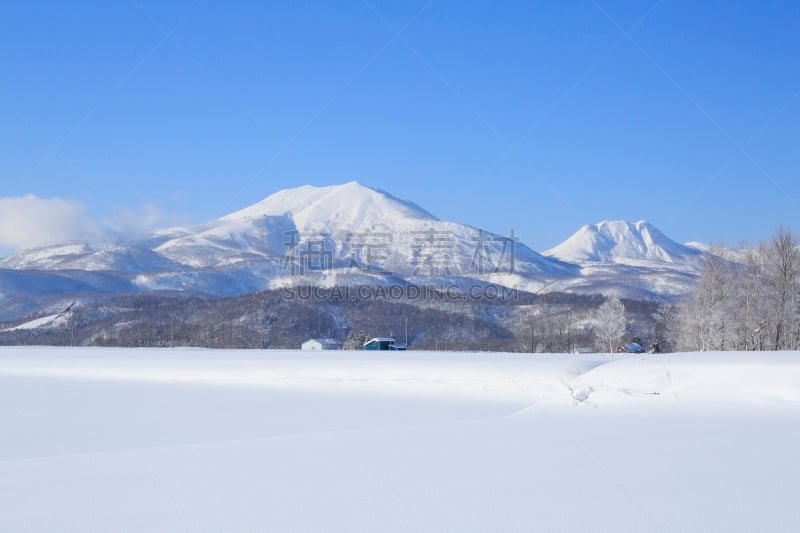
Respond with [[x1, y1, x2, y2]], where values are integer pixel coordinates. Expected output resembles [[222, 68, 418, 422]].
[[672, 226, 800, 352], [674, 244, 736, 351], [343, 330, 368, 350], [763, 226, 800, 350], [595, 294, 626, 354], [728, 245, 769, 350]]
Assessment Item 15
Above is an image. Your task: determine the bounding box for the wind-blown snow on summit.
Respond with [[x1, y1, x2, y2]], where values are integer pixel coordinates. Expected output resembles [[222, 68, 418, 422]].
[[544, 220, 704, 267]]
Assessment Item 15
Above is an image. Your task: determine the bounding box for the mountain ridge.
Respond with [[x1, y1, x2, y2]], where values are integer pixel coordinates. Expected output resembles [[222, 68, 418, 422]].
[[0, 183, 710, 321]]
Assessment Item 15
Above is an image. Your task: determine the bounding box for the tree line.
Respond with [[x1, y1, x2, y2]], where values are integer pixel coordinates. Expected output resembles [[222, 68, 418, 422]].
[[0, 285, 662, 353], [668, 225, 800, 351]]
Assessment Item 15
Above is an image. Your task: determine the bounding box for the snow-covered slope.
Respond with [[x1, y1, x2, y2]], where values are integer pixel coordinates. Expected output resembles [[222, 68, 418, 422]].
[[538, 220, 709, 299], [0, 186, 716, 312], [0, 269, 133, 321], [0, 182, 576, 303], [222, 181, 438, 229], [151, 182, 577, 294], [1, 348, 798, 533], [0, 243, 182, 272], [153, 181, 573, 285], [545, 220, 704, 267], [0, 310, 74, 332], [684, 241, 711, 253], [151, 182, 439, 269]]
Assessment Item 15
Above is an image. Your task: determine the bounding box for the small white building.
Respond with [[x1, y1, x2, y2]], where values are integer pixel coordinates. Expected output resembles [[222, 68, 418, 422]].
[[301, 338, 342, 351]]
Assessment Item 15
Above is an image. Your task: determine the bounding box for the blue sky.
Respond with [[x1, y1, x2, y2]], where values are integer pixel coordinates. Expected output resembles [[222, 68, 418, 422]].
[[1, 0, 799, 255]]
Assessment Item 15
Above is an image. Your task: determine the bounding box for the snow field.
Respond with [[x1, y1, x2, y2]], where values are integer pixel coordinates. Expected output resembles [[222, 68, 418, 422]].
[[1, 347, 798, 532]]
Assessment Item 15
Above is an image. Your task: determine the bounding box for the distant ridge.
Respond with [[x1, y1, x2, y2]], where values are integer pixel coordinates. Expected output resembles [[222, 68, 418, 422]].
[[0, 185, 714, 323]]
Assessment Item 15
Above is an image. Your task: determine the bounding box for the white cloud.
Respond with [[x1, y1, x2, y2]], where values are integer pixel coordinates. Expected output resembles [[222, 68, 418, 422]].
[[0, 195, 195, 256], [101, 202, 191, 239], [0, 194, 92, 251]]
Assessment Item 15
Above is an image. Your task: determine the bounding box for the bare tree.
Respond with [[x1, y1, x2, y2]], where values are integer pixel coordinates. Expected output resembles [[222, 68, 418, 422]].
[[595, 294, 626, 354], [728, 245, 768, 350], [764, 225, 800, 350], [675, 244, 736, 351], [343, 330, 368, 350], [672, 226, 800, 352]]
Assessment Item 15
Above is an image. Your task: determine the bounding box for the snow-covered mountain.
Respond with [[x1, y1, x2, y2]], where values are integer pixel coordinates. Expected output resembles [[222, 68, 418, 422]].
[[151, 181, 577, 290], [148, 182, 441, 269], [222, 181, 438, 229], [0, 242, 183, 272], [0, 183, 716, 323], [544, 220, 705, 267], [0, 182, 576, 306], [541, 220, 707, 300]]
